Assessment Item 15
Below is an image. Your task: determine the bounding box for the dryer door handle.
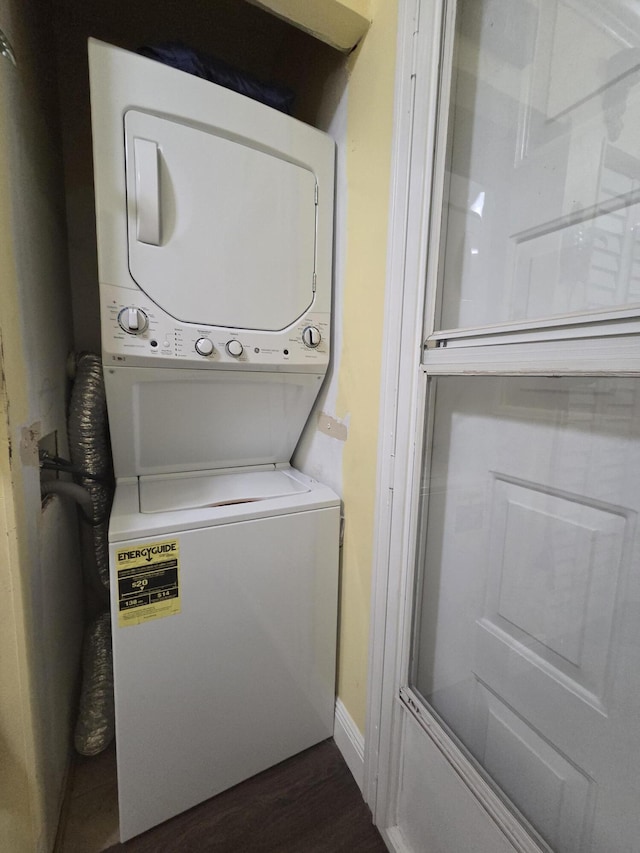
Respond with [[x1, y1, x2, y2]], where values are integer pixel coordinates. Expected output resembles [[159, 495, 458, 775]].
[[134, 138, 161, 246]]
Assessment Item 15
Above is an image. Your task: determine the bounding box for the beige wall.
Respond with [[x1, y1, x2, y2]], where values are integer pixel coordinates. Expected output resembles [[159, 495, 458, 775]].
[[0, 1, 82, 850], [293, 1, 399, 732], [335, 0, 398, 731]]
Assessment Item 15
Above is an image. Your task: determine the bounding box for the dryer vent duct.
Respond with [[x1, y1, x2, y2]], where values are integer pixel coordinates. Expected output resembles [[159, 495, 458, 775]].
[[68, 352, 115, 755], [74, 611, 115, 756], [68, 351, 112, 597]]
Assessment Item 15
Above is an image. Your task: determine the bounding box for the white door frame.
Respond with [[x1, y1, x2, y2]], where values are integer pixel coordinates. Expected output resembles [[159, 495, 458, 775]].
[[364, 0, 640, 848], [364, 0, 443, 826], [363, 1, 549, 848]]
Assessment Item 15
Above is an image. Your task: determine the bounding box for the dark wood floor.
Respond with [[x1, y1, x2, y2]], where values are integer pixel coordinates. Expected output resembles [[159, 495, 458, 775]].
[[105, 740, 388, 852]]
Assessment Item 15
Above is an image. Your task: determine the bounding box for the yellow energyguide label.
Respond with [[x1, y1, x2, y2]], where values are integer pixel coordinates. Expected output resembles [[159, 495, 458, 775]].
[[115, 538, 180, 627]]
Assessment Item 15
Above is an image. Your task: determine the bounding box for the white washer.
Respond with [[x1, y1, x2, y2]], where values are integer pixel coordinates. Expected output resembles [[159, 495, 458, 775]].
[[89, 40, 340, 841], [109, 468, 339, 841]]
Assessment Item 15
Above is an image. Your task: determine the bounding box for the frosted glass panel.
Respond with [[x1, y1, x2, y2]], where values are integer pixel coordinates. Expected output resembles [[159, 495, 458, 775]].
[[438, 0, 640, 330], [412, 377, 640, 853]]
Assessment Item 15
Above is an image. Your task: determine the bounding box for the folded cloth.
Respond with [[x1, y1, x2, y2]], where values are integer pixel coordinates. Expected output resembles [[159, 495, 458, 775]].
[[138, 42, 296, 114]]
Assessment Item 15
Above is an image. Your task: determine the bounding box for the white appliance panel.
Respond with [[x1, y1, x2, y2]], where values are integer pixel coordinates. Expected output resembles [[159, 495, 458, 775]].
[[100, 283, 330, 372], [92, 43, 340, 847], [125, 110, 317, 331], [105, 366, 324, 477], [89, 39, 334, 372], [110, 499, 340, 841]]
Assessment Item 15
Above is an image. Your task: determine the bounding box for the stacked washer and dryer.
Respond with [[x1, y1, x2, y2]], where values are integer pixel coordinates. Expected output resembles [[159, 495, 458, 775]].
[[88, 39, 340, 841]]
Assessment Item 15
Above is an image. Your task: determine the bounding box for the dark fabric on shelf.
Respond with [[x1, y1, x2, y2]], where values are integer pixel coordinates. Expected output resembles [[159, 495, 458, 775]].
[[138, 43, 295, 114]]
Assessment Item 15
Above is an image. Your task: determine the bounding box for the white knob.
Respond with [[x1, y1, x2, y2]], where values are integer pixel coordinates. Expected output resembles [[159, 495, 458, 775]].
[[195, 337, 214, 357], [226, 339, 244, 357], [302, 326, 321, 348], [118, 307, 149, 335]]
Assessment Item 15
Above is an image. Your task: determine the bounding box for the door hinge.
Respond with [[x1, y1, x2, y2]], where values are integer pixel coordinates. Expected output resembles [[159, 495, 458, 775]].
[[0, 29, 16, 68]]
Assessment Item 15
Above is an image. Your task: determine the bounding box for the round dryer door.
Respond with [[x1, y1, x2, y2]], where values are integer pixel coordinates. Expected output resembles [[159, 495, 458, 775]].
[[124, 109, 317, 331]]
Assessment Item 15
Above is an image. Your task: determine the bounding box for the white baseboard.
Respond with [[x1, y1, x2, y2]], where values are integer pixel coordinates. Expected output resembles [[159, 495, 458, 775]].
[[382, 825, 413, 853], [334, 697, 365, 791]]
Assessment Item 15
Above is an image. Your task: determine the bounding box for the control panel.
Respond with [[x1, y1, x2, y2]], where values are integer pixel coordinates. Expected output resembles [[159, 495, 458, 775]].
[[101, 284, 330, 372]]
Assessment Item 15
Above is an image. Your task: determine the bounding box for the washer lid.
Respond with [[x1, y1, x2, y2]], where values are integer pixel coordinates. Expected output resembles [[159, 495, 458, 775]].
[[104, 367, 325, 478], [139, 468, 310, 513], [125, 109, 317, 331]]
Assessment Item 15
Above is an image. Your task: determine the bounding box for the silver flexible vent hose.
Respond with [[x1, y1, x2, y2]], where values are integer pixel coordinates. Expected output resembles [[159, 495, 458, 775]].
[[68, 352, 112, 597], [67, 352, 115, 755], [74, 612, 115, 756]]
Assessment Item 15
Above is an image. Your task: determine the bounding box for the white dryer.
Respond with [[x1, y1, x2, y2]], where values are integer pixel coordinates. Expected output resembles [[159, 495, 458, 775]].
[[89, 39, 340, 841]]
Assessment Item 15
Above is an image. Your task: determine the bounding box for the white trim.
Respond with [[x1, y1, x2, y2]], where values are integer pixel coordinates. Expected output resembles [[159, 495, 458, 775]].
[[333, 698, 365, 791], [365, 0, 444, 830], [364, 0, 417, 816], [430, 303, 640, 343], [398, 690, 549, 853], [364, 0, 423, 820], [430, 317, 640, 348], [423, 0, 458, 339], [381, 825, 413, 853], [423, 334, 640, 374]]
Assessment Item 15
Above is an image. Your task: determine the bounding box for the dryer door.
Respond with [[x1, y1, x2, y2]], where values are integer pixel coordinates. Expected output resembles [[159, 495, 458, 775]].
[[124, 110, 317, 331]]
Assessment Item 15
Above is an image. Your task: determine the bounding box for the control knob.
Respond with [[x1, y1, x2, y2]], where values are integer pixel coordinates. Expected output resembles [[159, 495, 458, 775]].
[[195, 337, 214, 357], [118, 307, 149, 335], [226, 339, 244, 358], [302, 326, 321, 348]]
